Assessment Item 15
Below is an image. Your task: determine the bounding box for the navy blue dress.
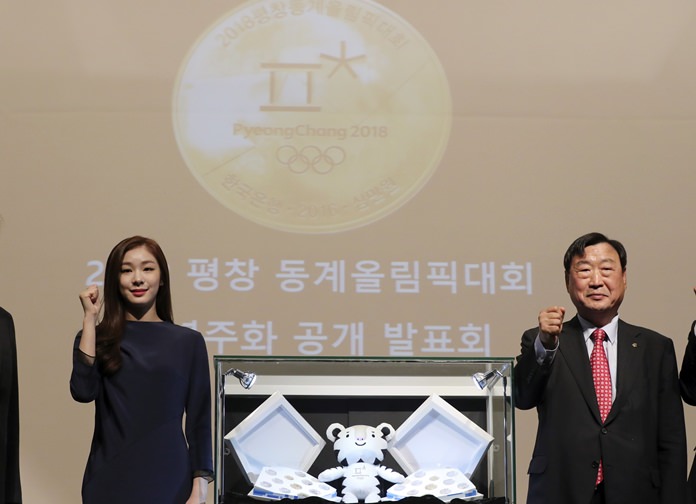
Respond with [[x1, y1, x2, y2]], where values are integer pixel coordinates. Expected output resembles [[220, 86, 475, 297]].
[[0, 307, 22, 504], [70, 321, 213, 504]]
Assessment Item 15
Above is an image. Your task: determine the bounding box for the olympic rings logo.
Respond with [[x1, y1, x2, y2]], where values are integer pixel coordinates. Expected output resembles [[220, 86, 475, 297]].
[[276, 145, 346, 174]]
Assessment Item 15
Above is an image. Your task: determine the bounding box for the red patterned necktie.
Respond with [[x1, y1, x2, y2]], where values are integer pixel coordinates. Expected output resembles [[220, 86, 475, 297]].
[[590, 328, 611, 486]]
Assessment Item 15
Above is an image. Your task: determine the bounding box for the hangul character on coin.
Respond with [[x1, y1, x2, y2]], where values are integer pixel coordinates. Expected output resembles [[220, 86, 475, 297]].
[[270, 2, 289, 18], [251, 6, 271, 24]]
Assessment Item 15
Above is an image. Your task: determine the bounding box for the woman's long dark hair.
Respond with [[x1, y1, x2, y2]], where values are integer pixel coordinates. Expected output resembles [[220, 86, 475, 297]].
[[96, 236, 173, 375]]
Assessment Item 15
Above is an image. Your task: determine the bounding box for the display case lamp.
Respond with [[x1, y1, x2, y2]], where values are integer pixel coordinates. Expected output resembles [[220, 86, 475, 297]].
[[225, 368, 257, 389], [472, 364, 510, 390]]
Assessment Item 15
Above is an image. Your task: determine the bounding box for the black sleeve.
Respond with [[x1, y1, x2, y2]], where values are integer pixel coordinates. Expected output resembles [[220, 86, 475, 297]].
[[679, 321, 696, 405]]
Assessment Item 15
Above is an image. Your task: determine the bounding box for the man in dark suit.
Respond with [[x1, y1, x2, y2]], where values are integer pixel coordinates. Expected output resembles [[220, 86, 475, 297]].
[[678, 288, 696, 503], [0, 307, 22, 503], [514, 232, 687, 504]]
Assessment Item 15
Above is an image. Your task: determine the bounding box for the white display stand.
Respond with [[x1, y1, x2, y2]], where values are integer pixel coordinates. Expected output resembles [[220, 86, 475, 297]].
[[214, 357, 515, 504]]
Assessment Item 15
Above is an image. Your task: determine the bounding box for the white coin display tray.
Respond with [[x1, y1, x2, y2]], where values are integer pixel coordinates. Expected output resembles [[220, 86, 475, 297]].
[[386, 467, 482, 502], [250, 466, 338, 501]]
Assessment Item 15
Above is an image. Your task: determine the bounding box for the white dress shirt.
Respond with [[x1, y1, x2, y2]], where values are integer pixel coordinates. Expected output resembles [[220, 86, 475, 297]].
[[534, 314, 619, 403]]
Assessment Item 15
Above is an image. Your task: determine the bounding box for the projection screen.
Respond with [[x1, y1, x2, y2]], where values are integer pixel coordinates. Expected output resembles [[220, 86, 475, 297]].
[[1, 0, 696, 502]]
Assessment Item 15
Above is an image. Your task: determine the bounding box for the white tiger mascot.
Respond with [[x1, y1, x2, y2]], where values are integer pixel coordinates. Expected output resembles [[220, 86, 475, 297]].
[[318, 423, 405, 503]]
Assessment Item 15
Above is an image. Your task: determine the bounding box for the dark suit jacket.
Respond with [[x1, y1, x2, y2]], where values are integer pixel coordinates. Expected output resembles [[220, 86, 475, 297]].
[[0, 307, 21, 503], [678, 320, 696, 503], [514, 316, 687, 504]]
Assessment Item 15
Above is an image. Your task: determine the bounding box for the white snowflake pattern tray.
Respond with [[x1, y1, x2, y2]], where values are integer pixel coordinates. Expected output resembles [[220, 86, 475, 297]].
[[387, 467, 481, 502], [250, 466, 338, 501]]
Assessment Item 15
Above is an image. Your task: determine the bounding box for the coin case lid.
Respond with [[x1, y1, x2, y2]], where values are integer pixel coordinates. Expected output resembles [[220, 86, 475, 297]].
[[225, 392, 326, 484], [388, 394, 494, 478]]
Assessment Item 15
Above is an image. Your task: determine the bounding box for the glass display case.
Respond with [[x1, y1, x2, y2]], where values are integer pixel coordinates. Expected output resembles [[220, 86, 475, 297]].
[[214, 357, 515, 504]]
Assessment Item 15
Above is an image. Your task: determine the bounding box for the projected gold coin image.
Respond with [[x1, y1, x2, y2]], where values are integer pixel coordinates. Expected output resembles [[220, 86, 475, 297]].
[[173, 0, 451, 233]]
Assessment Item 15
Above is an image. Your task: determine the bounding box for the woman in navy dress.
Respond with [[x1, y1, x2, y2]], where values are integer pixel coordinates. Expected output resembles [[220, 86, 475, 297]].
[[70, 236, 213, 504], [0, 306, 22, 504]]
